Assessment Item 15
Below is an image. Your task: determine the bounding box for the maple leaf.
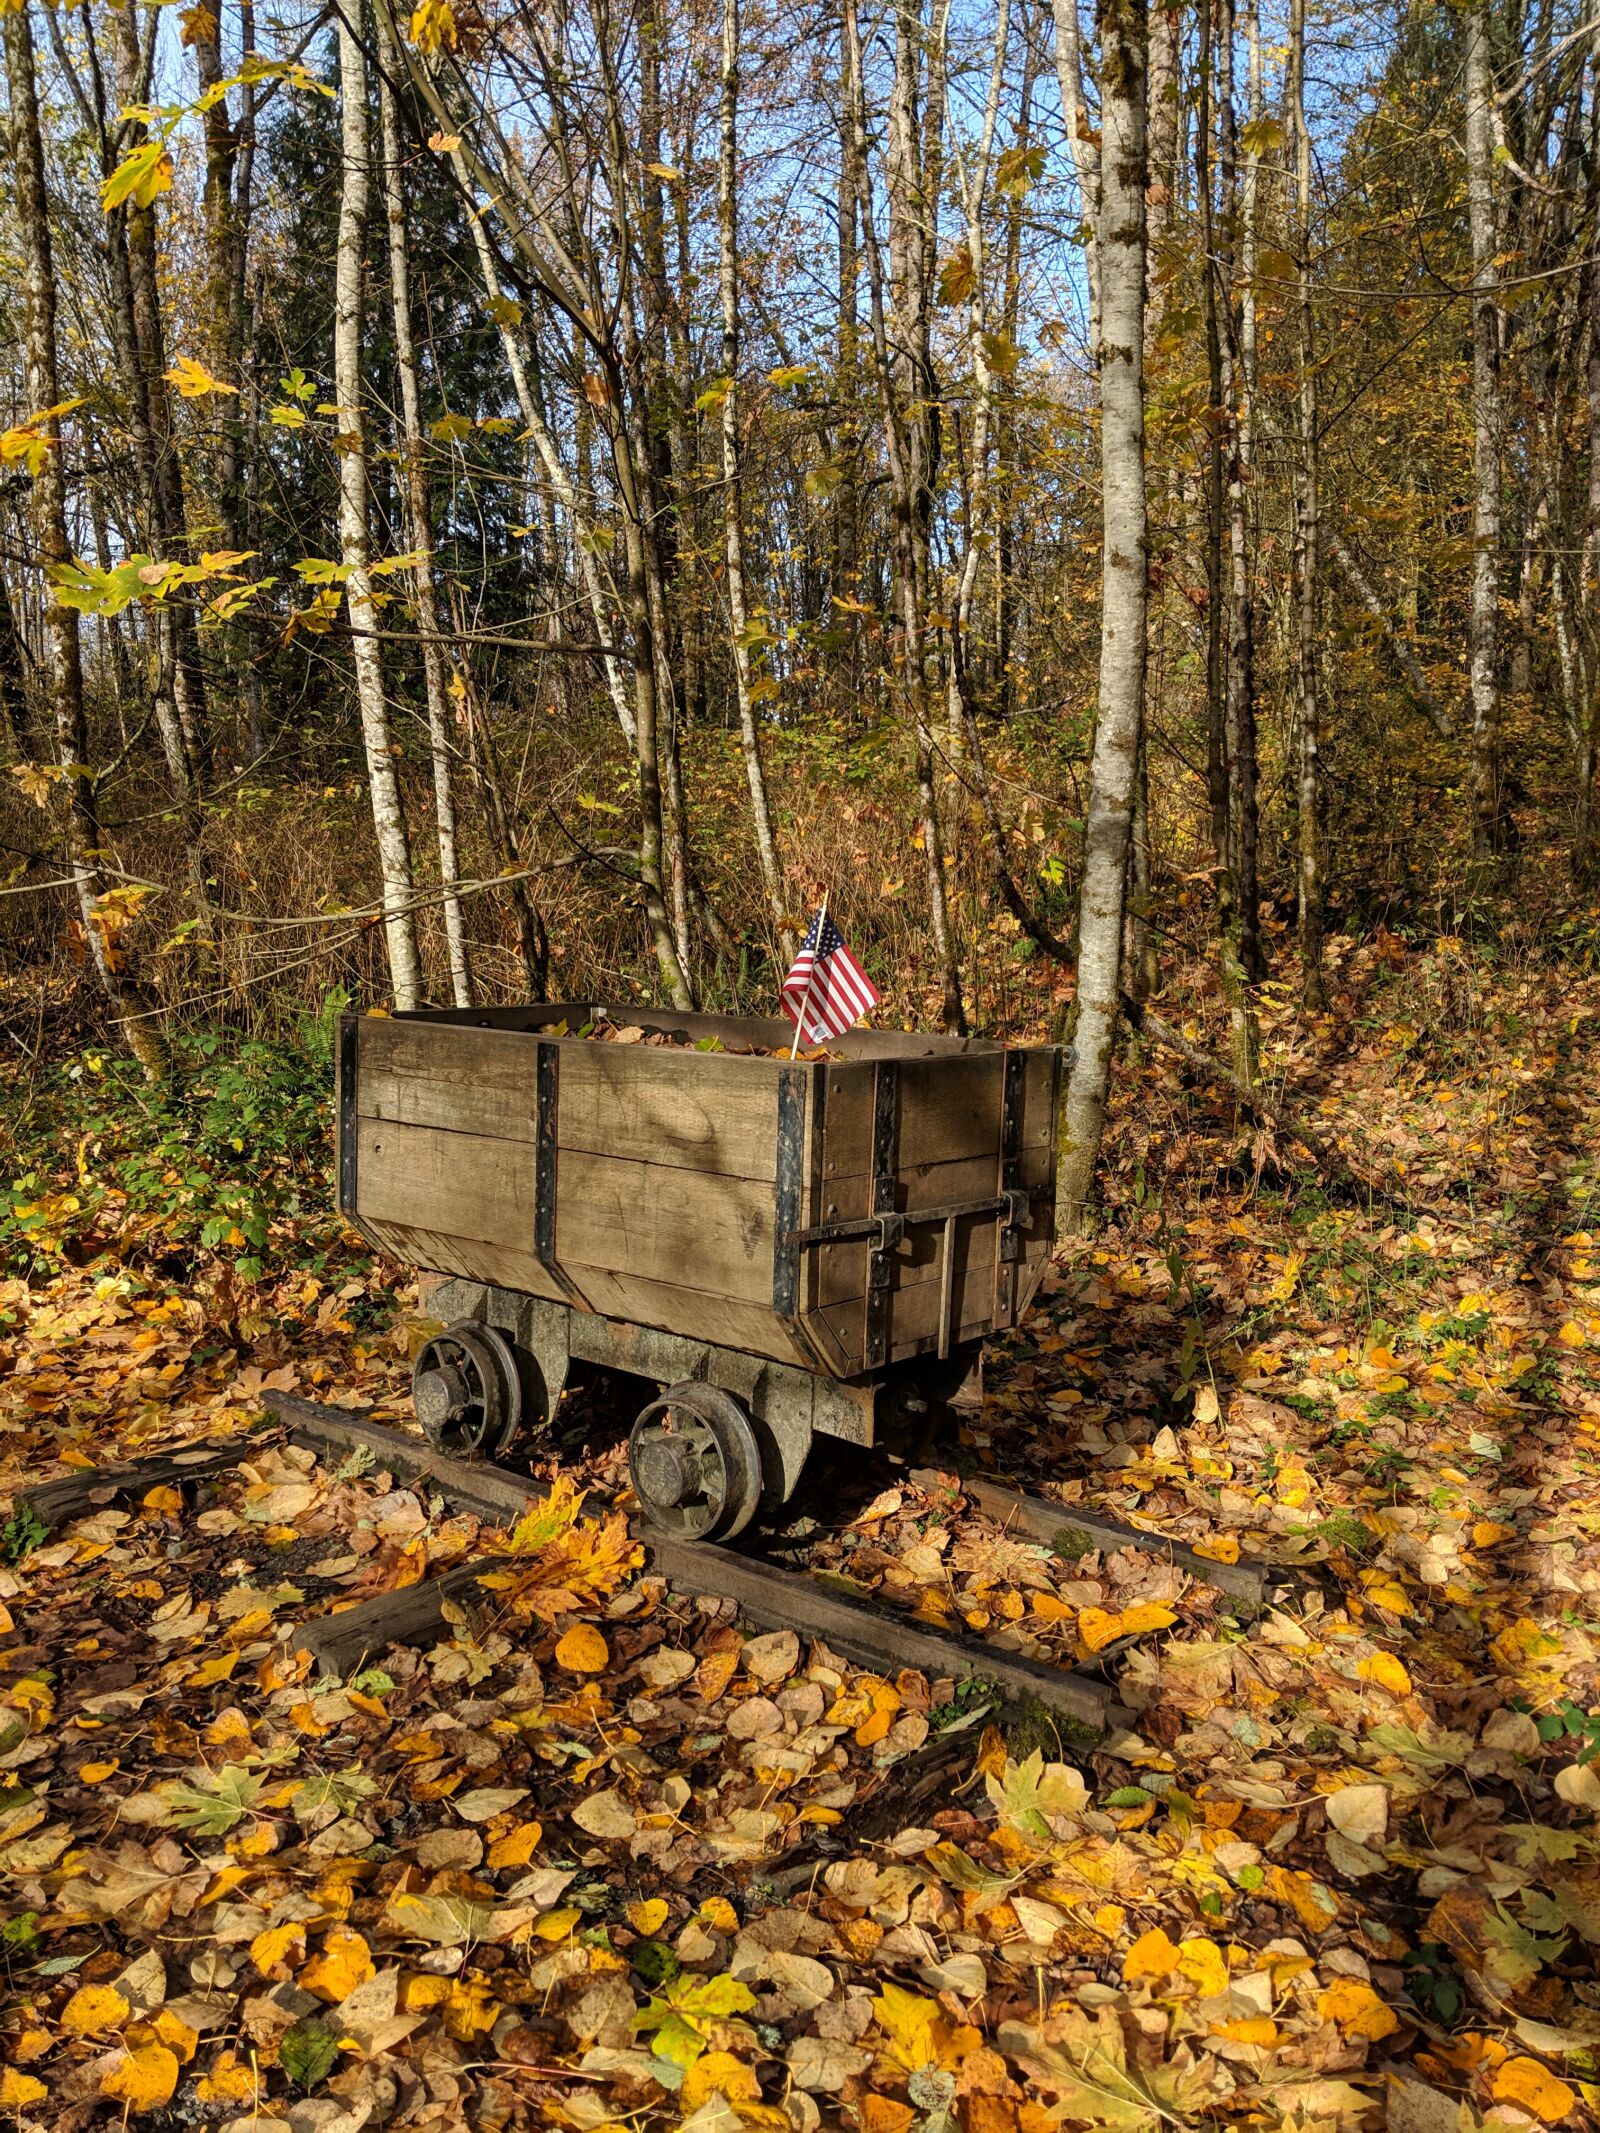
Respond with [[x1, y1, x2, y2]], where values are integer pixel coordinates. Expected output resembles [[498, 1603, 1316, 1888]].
[[633, 1972, 756, 2069], [158, 1764, 264, 1835], [986, 1750, 1089, 1845], [998, 2008, 1220, 2130], [165, 356, 238, 398], [101, 141, 175, 213]]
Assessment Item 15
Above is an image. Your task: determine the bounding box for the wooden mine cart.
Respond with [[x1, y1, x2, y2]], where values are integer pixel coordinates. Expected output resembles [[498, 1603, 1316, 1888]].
[[337, 1005, 1064, 1540]]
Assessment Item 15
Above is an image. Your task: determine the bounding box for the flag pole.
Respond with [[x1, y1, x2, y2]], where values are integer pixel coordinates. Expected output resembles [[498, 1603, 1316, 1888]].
[[788, 892, 829, 1060]]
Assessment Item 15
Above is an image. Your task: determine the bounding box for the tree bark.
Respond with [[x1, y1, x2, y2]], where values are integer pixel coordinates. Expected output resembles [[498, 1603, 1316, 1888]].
[[1465, 0, 1504, 859], [1051, 0, 1102, 345], [718, 0, 793, 960], [376, 7, 471, 1007], [5, 0, 168, 1081], [1288, 0, 1324, 1008], [1056, 0, 1147, 1232], [336, 1, 423, 1009]]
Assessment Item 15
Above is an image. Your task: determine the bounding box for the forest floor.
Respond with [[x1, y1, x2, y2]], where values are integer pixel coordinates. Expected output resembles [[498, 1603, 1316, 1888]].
[[3, 932, 1600, 2132]]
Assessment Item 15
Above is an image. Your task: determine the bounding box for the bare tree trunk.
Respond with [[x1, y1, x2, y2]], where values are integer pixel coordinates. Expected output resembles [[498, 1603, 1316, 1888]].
[[1325, 529, 1453, 739], [451, 165, 637, 745], [719, 0, 793, 961], [1226, 0, 1263, 986], [1056, 0, 1147, 1232], [5, 0, 167, 1081], [336, 1, 423, 1009], [1196, 0, 1255, 1083], [1052, 0, 1102, 345], [1288, 0, 1324, 1008], [1577, 239, 1600, 880], [1465, 0, 1504, 859], [377, 7, 471, 1007], [845, 0, 965, 1032]]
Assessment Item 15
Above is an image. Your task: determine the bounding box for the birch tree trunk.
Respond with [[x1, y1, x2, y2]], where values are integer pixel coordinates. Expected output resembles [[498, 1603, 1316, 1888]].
[[1465, 0, 1504, 859], [336, 2, 423, 1010], [1056, 0, 1147, 1232], [5, 0, 168, 1082], [1289, 0, 1324, 1007], [376, 7, 471, 1007], [1052, 0, 1102, 345], [719, 0, 793, 960]]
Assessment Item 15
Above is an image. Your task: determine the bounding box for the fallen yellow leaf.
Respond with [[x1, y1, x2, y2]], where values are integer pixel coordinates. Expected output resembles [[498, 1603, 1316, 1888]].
[[554, 1622, 609, 1674], [682, 2051, 761, 2109], [195, 2050, 259, 2105], [1316, 1979, 1400, 2040], [1176, 1937, 1228, 1997], [61, 1982, 130, 2036], [1122, 1926, 1179, 1982], [533, 1906, 582, 1940], [1492, 2056, 1576, 2122], [101, 2041, 179, 2112], [0, 2071, 47, 2110], [487, 1820, 542, 1870], [249, 1921, 306, 1974], [627, 1898, 669, 1936], [299, 1925, 374, 2002], [1193, 1534, 1240, 1564], [1357, 1651, 1412, 1696]]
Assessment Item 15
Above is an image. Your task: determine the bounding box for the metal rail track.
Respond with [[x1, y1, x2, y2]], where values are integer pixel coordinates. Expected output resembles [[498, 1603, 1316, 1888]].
[[17, 1395, 1289, 1739]]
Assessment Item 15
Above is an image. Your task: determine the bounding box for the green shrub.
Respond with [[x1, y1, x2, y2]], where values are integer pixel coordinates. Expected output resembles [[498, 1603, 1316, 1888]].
[[0, 991, 348, 1284]]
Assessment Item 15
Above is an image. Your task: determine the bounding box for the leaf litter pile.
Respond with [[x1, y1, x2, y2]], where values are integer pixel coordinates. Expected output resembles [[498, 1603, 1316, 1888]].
[[2, 945, 1600, 2129]]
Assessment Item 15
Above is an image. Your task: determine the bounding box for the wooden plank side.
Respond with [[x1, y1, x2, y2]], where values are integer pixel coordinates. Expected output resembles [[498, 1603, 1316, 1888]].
[[555, 1150, 775, 1306], [556, 1264, 811, 1369], [357, 1118, 536, 1254], [359, 1018, 785, 1179], [357, 1217, 560, 1305], [819, 1051, 1053, 1180]]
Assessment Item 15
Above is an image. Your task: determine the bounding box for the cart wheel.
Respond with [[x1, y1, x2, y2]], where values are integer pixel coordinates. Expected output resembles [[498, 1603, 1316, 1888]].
[[412, 1322, 540, 1461], [628, 1383, 763, 1542]]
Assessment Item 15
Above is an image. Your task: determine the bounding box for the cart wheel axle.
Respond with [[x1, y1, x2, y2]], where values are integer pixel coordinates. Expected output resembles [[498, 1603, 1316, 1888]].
[[629, 1382, 762, 1542], [412, 1322, 541, 1461]]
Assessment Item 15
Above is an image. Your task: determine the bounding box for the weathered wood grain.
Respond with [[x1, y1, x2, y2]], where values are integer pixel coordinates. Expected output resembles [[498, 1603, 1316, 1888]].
[[555, 1151, 775, 1305], [13, 1440, 258, 1532], [359, 1018, 788, 1179]]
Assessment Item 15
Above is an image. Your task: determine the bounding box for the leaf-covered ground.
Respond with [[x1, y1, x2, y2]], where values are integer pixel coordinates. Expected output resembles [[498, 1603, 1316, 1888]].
[[3, 937, 1600, 2131]]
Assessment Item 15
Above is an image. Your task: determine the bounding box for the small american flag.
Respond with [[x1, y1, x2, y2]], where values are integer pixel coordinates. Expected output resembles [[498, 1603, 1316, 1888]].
[[780, 906, 880, 1045]]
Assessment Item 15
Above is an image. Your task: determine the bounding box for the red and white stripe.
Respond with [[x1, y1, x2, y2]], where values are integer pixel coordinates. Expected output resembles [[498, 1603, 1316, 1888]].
[[780, 909, 879, 1044]]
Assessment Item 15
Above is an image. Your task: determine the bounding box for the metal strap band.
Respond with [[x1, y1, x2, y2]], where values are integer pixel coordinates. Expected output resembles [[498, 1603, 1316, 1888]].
[[864, 1060, 900, 1371], [337, 1016, 360, 1217], [534, 1041, 591, 1310], [772, 1066, 808, 1318]]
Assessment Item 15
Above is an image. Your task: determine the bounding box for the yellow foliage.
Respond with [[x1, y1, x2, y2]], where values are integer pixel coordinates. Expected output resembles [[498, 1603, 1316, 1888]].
[[299, 1926, 374, 2002], [61, 1982, 129, 2036], [1357, 1651, 1412, 1696], [1316, 1979, 1400, 2040], [101, 2041, 179, 2112], [873, 1982, 955, 2073], [249, 1920, 306, 1973], [554, 1622, 610, 1673], [1492, 2056, 1577, 2123], [195, 2050, 259, 2104], [1122, 1927, 1179, 1982], [681, 2051, 761, 2109]]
